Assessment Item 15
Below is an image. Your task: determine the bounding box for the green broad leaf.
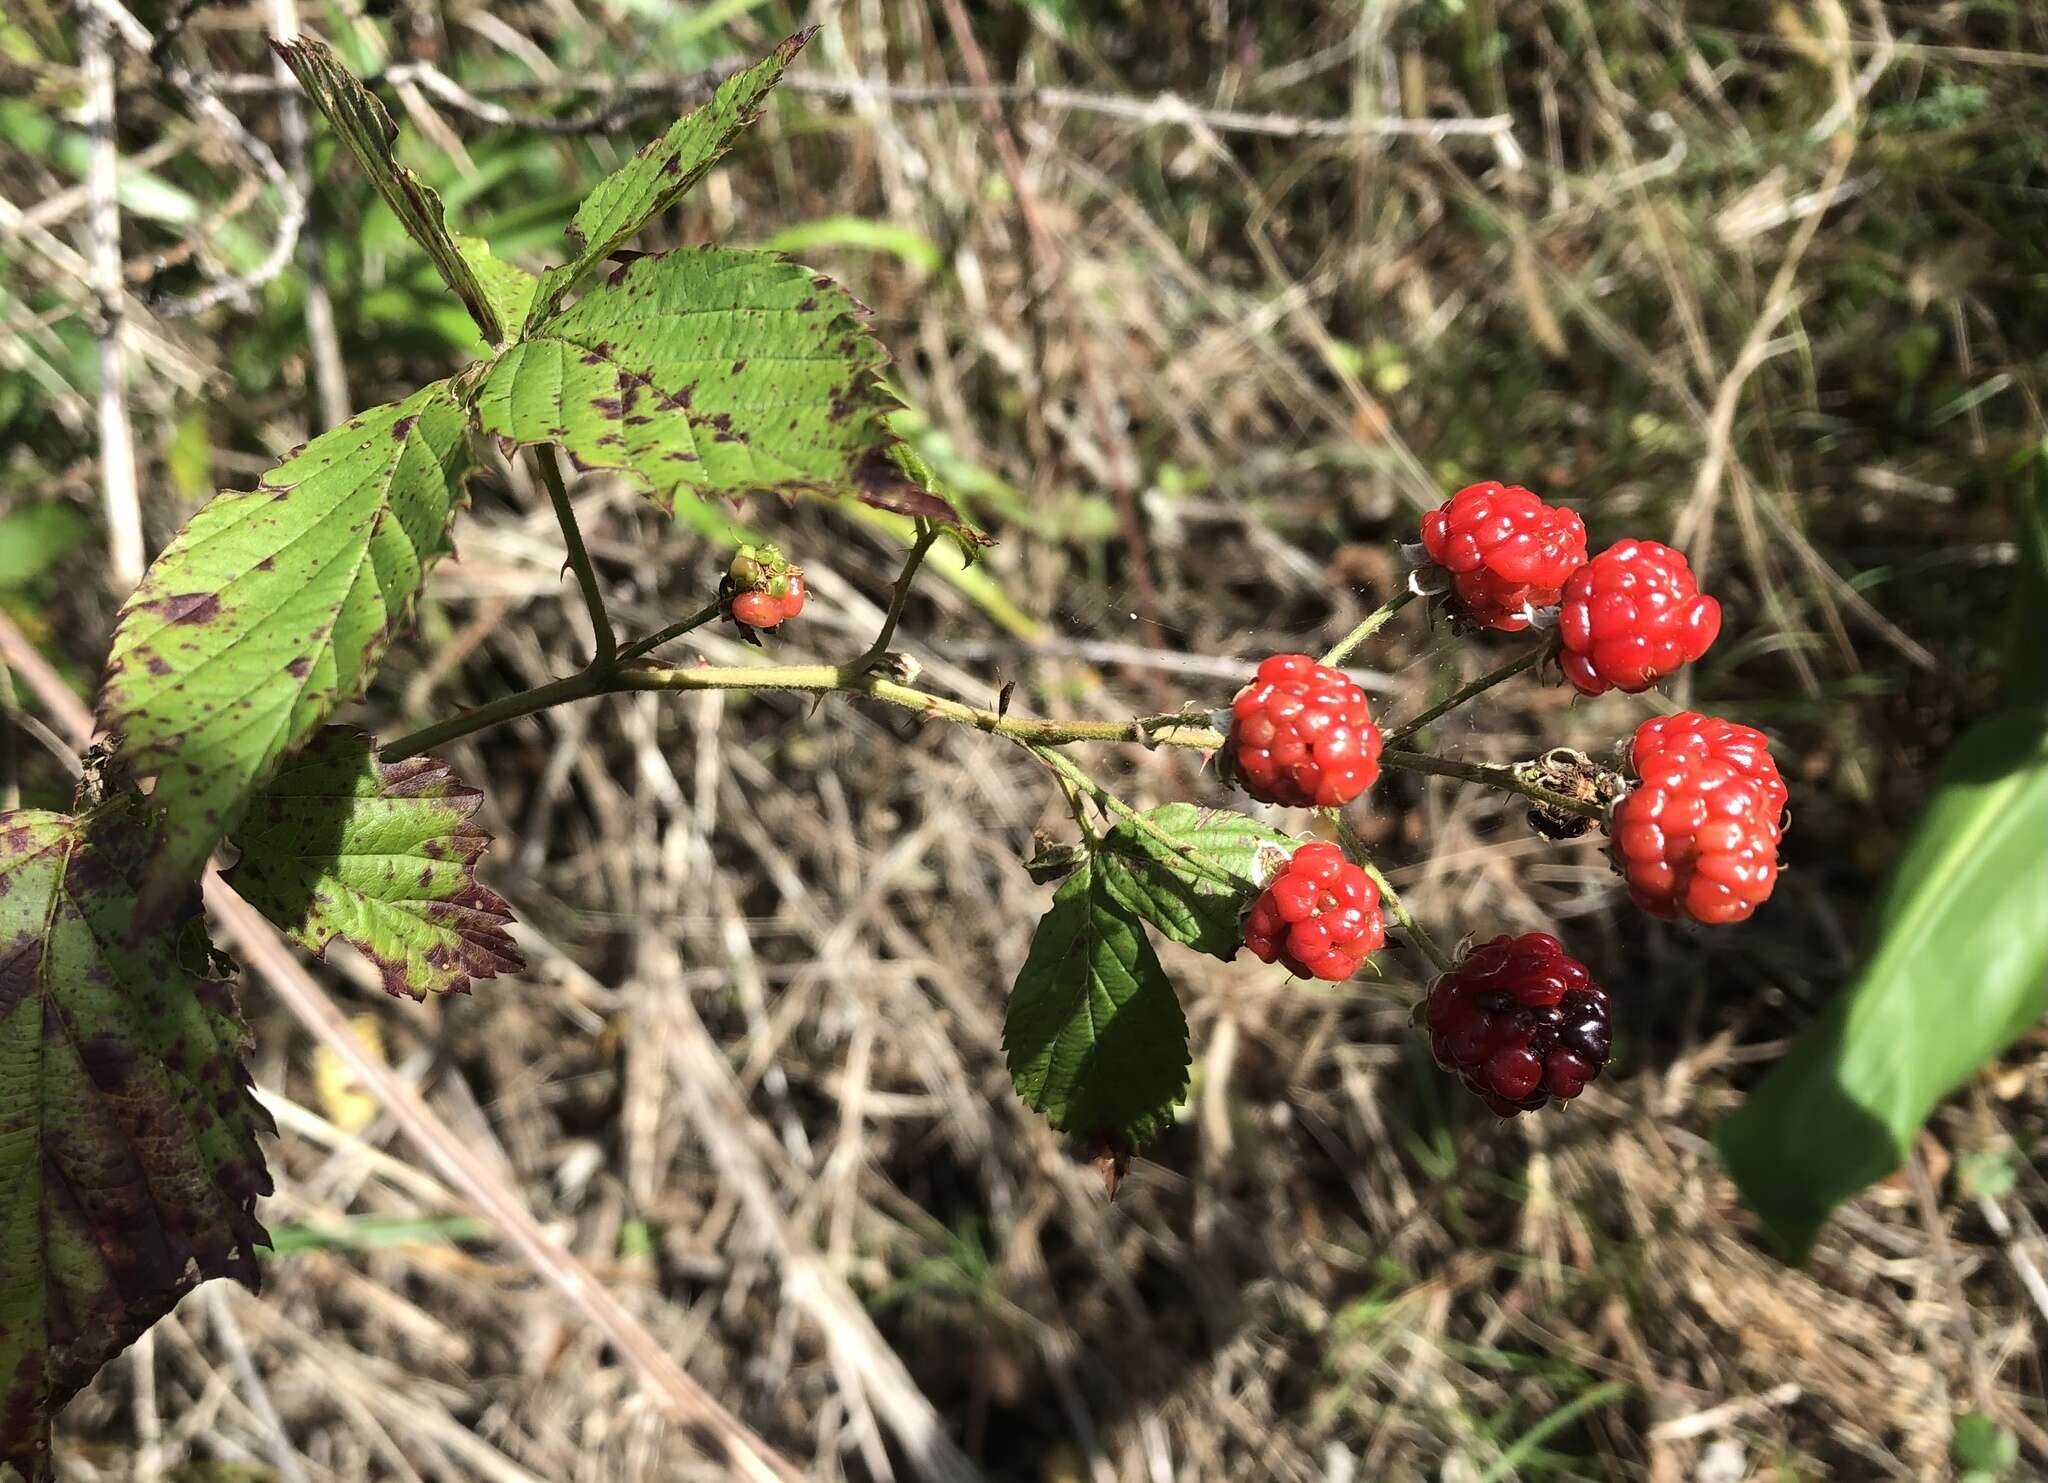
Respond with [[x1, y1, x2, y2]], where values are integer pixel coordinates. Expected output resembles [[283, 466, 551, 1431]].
[[1004, 859, 1190, 1147], [273, 36, 507, 343], [453, 235, 537, 343], [526, 30, 811, 328], [223, 728, 523, 1000], [0, 503, 89, 588], [1953, 1411, 2020, 1477], [1716, 708, 2048, 1261], [98, 381, 475, 896], [473, 249, 955, 520], [1095, 803, 1293, 960], [0, 798, 272, 1481]]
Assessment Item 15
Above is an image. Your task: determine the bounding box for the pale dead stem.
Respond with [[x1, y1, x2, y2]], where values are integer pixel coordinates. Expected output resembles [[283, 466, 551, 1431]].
[[261, 0, 350, 426], [79, 7, 143, 591], [200, 60, 1525, 162], [78, 0, 305, 316]]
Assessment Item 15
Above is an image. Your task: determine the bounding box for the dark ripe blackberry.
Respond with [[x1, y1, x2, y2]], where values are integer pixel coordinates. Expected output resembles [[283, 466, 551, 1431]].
[[1424, 933, 1612, 1116]]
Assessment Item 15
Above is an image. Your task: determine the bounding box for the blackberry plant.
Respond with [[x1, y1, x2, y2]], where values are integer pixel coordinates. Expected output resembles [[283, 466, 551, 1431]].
[[0, 30, 1796, 1475]]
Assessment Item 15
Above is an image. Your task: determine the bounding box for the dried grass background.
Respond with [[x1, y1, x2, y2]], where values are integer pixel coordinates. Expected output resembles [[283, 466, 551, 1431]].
[[3, 0, 2047, 1479]]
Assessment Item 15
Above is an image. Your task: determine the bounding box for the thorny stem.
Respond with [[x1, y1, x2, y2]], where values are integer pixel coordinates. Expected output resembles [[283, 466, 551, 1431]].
[[1383, 646, 1544, 746], [380, 662, 1227, 762], [1329, 812, 1455, 976], [534, 444, 617, 669], [1320, 588, 1415, 667], [852, 521, 942, 672], [1024, 744, 1245, 891], [616, 600, 722, 664], [1379, 747, 1603, 821], [383, 658, 1604, 836]]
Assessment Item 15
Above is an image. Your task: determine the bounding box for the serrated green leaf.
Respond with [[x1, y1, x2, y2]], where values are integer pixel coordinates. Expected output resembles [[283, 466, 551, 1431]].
[[1716, 708, 2048, 1261], [1095, 804, 1293, 960], [453, 235, 537, 341], [223, 728, 523, 1000], [0, 799, 271, 1481], [274, 36, 506, 343], [527, 31, 811, 328], [474, 249, 955, 519], [1004, 860, 1189, 1146], [98, 381, 474, 895]]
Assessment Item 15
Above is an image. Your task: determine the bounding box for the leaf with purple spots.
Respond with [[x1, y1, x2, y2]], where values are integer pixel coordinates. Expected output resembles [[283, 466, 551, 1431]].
[[98, 380, 475, 900], [474, 249, 956, 521], [0, 799, 271, 1481], [525, 30, 812, 328], [224, 728, 523, 1000]]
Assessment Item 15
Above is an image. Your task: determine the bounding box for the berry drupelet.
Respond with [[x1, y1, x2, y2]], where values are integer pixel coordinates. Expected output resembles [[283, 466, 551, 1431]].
[[1426, 932, 1612, 1115], [1243, 841, 1385, 981], [1226, 654, 1382, 809]]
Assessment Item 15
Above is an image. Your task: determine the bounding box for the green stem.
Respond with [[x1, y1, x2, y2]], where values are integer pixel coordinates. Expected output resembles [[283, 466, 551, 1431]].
[[1379, 747, 1603, 821], [382, 661, 1229, 763], [616, 600, 722, 664], [1329, 811, 1454, 975], [1320, 588, 1415, 666], [382, 670, 609, 760], [535, 443, 617, 669], [1383, 646, 1544, 746], [1027, 744, 1244, 890], [384, 658, 1611, 838], [852, 522, 941, 672]]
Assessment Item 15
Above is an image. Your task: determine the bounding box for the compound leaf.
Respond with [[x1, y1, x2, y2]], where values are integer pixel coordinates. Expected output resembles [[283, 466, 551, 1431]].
[[0, 799, 271, 1481], [1095, 803, 1293, 960], [275, 36, 506, 343], [99, 381, 474, 897], [224, 728, 523, 1000], [1717, 709, 2048, 1261], [1004, 860, 1189, 1147], [475, 249, 953, 519], [527, 30, 811, 327]]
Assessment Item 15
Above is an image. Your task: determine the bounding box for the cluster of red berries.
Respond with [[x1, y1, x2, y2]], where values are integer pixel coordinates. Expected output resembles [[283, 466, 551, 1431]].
[[1201, 479, 1784, 1117], [1414, 482, 1720, 696], [756, 475, 1776, 1122]]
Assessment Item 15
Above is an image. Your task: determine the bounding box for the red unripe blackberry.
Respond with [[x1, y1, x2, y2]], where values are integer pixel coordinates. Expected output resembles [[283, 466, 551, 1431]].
[[731, 589, 788, 628], [727, 545, 805, 631], [1556, 540, 1720, 695], [1418, 482, 1588, 632], [1425, 933, 1611, 1116], [1243, 841, 1385, 981], [1612, 712, 1786, 924], [1629, 711, 1786, 818], [1226, 654, 1382, 808]]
